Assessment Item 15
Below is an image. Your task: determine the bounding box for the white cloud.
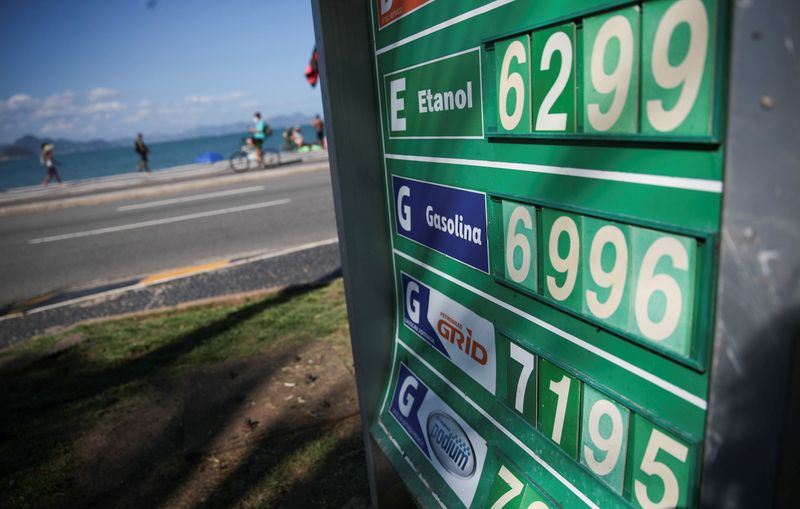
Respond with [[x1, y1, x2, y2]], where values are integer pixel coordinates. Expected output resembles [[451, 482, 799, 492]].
[[41, 118, 77, 134], [184, 90, 249, 105], [35, 91, 78, 118], [5, 94, 37, 111], [1, 88, 267, 141], [87, 87, 120, 103], [83, 101, 126, 114]]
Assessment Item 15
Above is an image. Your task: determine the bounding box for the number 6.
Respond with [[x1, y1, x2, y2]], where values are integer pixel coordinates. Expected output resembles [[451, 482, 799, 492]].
[[499, 41, 527, 130], [506, 206, 533, 283]]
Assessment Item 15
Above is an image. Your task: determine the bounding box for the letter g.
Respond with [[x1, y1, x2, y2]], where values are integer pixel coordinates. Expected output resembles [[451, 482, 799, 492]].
[[398, 185, 411, 231], [406, 281, 421, 323], [398, 375, 419, 417]]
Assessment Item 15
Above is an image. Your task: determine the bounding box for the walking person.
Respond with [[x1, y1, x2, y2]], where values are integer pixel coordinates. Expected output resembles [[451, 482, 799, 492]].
[[40, 143, 63, 187], [134, 133, 151, 173], [312, 114, 326, 149]]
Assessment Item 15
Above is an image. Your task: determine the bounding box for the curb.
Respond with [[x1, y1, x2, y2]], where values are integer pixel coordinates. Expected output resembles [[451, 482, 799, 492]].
[[0, 237, 340, 321], [0, 160, 330, 217]]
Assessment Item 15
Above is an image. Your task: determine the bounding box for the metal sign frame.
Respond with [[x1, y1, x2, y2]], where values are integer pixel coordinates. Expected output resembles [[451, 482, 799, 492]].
[[312, 0, 800, 507]]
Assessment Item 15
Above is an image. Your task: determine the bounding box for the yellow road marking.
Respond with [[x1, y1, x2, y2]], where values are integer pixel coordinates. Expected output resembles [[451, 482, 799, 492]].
[[140, 260, 230, 285], [7, 291, 57, 314]]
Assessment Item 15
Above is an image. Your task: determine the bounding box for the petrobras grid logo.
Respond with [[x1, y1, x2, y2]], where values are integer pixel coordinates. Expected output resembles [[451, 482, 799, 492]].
[[390, 363, 487, 507], [393, 176, 489, 273], [402, 272, 496, 395]]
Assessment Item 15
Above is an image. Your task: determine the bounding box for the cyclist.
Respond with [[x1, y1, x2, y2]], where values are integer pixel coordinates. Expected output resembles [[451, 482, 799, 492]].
[[246, 112, 270, 164]]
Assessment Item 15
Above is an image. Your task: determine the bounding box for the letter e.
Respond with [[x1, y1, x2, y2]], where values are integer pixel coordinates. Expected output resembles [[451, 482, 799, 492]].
[[390, 78, 406, 132]]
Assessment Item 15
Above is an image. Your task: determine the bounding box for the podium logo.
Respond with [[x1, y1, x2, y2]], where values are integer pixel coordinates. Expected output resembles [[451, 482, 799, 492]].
[[427, 412, 476, 478]]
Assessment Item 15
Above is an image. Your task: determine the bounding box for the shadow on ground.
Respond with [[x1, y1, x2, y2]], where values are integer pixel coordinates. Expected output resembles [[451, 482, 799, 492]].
[[0, 274, 369, 509]]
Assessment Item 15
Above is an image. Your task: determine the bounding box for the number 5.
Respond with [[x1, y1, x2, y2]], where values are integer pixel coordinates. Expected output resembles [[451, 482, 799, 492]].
[[634, 429, 688, 509]]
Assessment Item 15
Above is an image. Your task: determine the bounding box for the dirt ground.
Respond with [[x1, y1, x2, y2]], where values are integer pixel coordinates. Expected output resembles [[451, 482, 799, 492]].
[[0, 282, 371, 509]]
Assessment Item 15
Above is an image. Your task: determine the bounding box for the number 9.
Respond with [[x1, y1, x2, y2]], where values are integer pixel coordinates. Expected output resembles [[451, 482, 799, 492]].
[[583, 399, 624, 476], [646, 0, 709, 132], [587, 15, 635, 132], [546, 216, 579, 301]]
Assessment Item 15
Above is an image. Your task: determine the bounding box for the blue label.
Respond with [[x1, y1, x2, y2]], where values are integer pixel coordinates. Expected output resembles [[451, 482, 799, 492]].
[[390, 363, 431, 458], [401, 273, 448, 357], [393, 176, 488, 272]]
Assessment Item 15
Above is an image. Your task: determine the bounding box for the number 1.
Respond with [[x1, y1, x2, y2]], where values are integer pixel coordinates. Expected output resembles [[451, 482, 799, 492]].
[[548, 375, 571, 444]]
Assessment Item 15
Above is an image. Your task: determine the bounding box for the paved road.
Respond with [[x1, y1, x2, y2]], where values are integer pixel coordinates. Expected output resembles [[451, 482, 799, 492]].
[[0, 168, 338, 307]]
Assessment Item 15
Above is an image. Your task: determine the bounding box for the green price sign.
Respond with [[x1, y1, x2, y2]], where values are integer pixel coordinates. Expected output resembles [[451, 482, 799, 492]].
[[369, 0, 726, 507]]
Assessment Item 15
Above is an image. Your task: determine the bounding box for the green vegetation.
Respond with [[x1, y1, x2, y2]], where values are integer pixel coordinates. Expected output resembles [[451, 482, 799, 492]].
[[0, 280, 368, 509]]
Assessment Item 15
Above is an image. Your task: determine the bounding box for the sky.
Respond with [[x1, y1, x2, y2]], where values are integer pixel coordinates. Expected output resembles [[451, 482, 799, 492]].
[[0, 0, 322, 143]]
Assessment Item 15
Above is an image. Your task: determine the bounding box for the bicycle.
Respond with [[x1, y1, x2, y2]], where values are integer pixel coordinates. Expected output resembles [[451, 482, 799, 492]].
[[229, 137, 280, 173]]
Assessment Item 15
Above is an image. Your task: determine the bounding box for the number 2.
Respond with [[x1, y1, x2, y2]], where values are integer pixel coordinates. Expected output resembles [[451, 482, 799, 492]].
[[536, 31, 573, 131]]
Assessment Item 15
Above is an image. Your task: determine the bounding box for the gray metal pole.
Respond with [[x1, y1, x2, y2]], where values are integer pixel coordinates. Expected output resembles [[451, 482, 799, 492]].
[[311, 1, 413, 506], [701, 1, 800, 507]]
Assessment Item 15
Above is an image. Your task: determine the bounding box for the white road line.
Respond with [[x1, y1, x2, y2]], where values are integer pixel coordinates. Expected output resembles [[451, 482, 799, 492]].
[[394, 248, 708, 410], [375, 0, 515, 56], [227, 237, 339, 268], [0, 237, 339, 321], [385, 153, 724, 193], [399, 342, 600, 509], [29, 199, 291, 244], [117, 185, 265, 211]]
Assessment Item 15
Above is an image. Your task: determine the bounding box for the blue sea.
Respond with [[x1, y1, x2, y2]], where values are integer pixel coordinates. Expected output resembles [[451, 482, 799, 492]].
[[0, 125, 318, 191]]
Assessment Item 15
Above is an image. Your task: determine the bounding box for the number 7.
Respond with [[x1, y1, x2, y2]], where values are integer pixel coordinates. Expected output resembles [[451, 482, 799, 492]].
[[490, 466, 524, 509], [509, 343, 535, 414]]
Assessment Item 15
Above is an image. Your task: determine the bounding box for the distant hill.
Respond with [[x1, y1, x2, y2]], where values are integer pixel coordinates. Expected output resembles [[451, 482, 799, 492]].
[[0, 134, 122, 161], [0, 112, 317, 160], [267, 112, 316, 128], [148, 113, 316, 142]]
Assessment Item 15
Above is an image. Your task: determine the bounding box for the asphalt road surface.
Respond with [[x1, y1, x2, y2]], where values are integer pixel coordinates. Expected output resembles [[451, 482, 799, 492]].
[[0, 169, 338, 307]]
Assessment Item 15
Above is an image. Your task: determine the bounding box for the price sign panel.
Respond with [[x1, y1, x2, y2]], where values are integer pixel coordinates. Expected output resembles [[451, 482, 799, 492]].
[[365, 0, 728, 507]]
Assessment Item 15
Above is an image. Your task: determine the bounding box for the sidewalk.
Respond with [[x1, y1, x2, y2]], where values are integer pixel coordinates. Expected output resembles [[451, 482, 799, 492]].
[[0, 150, 329, 216]]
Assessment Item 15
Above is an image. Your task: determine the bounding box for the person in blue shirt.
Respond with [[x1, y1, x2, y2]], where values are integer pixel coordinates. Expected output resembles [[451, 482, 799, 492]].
[[247, 112, 267, 165]]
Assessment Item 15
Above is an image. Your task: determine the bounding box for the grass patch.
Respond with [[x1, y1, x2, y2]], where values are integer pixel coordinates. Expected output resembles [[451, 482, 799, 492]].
[[0, 279, 367, 509]]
